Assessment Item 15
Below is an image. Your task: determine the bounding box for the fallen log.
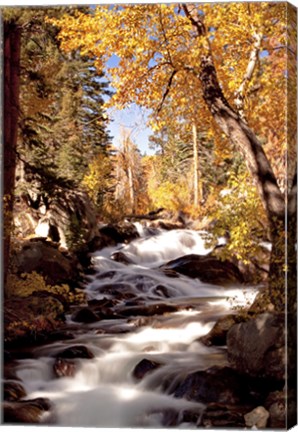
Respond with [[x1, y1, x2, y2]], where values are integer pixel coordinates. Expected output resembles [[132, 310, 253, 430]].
[[125, 208, 165, 221]]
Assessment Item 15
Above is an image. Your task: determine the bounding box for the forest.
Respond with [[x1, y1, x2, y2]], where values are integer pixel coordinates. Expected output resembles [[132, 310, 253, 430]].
[[2, 3, 297, 429]]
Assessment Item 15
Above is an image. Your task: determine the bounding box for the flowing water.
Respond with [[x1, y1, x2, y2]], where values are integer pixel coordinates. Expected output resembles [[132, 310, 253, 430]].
[[14, 226, 259, 428]]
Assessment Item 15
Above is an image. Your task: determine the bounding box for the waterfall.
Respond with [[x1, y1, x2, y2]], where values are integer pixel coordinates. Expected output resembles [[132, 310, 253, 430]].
[[14, 228, 258, 428]]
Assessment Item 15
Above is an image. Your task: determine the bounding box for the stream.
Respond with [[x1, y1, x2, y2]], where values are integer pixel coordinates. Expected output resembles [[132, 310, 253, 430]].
[[14, 225, 259, 428]]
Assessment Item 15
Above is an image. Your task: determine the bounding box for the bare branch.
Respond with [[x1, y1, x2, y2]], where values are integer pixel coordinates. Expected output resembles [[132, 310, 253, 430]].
[[157, 69, 177, 114]]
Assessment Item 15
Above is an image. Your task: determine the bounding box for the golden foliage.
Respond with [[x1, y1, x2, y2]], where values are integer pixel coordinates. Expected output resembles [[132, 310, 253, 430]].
[[205, 170, 268, 264], [6, 271, 86, 304], [49, 3, 287, 176]]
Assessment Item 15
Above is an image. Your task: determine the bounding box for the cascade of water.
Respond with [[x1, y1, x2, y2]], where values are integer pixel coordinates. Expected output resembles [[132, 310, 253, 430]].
[[13, 228, 258, 428]]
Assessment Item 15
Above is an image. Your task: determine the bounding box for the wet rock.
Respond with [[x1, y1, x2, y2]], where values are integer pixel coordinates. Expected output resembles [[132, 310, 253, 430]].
[[172, 366, 250, 405], [160, 254, 244, 285], [191, 403, 245, 428], [3, 381, 27, 401], [98, 283, 136, 300], [244, 406, 269, 428], [55, 345, 94, 359], [53, 358, 77, 378], [88, 297, 119, 309], [227, 313, 285, 380], [3, 397, 53, 424], [71, 307, 99, 323], [118, 303, 178, 317], [152, 285, 171, 298], [96, 271, 116, 280], [46, 330, 75, 342], [199, 314, 246, 346], [128, 316, 155, 327], [111, 251, 135, 264], [132, 358, 163, 380]]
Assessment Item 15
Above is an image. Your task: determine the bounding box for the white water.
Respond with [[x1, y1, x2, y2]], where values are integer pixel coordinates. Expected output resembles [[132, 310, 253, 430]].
[[14, 228, 259, 428]]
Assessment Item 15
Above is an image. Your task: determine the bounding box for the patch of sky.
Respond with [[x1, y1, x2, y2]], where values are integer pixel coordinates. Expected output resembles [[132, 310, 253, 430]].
[[99, 53, 156, 156], [260, 50, 269, 58], [108, 104, 154, 156]]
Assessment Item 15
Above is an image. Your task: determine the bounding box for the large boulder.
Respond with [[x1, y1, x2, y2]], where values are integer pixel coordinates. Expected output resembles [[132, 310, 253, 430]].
[[88, 222, 140, 251], [14, 188, 99, 254], [227, 313, 285, 381], [160, 254, 244, 286], [11, 239, 80, 286], [199, 314, 247, 346], [171, 366, 250, 405], [35, 189, 99, 250], [212, 243, 271, 284]]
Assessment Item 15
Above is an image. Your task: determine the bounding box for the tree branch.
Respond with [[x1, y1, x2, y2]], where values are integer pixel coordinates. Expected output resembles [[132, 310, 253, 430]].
[[157, 69, 177, 114], [234, 32, 263, 121]]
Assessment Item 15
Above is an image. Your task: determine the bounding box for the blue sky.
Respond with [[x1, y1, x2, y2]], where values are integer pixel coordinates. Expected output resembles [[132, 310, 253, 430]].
[[107, 104, 154, 155], [104, 54, 155, 155]]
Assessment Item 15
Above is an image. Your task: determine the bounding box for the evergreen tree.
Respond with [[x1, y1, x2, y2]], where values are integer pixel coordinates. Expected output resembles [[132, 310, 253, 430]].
[[17, 7, 112, 198]]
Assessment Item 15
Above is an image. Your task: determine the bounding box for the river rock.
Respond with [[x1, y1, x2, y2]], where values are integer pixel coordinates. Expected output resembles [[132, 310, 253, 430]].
[[199, 314, 247, 346], [132, 358, 163, 380], [189, 403, 245, 428], [3, 397, 53, 424], [88, 297, 119, 309], [55, 345, 94, 359], [212, 243, 270, 284], [244, 406, 269, 428], [53, 358, 77, 378], [227, 313, 285, 380], [118, 303, 178, 317], [71, 307, 99, 323], [160, 254, 244, 285], [172, 366, 249, 405], [3, 381, 27, 401], [90, 222, 140, 251], [11, 239, 80, 286], [111, 251, 135, 264]]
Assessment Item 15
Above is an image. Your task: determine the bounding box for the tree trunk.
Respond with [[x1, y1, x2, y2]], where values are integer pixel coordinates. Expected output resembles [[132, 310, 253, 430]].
[[192, 123, 200, 206], [3, 21, 21, 297], [127, 163, 135, 213], [182, 4, 293, 311]]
